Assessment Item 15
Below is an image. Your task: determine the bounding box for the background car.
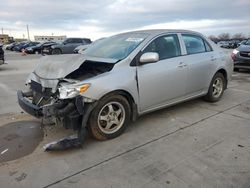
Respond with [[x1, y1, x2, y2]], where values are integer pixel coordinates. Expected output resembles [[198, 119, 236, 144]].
[[74, 38, 105, 54], [41, 42, 60, 55], [43, 38, 92, 55], [231, 38, 250, 71], [12, 41, 29, 51], [218, 41, 230, 48], [228, 40, 240, 49], [73, 44, 90, 54], [3, 42, 15, 50], [12, 42, 26, 51], [239, 40, 247, 46], [5, 42, 18, 50], [0, 44, 4, 65], [25, 41, 57, 54], [14, 41, 40, 52]]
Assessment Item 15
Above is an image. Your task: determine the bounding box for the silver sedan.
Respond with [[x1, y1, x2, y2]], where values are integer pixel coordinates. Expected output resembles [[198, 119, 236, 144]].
[[18, 29, 233, 142]]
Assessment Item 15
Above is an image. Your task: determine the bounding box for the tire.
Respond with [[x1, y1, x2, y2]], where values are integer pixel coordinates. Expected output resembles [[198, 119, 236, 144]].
[[89, 95, 131, 141], [204, 73, 226, 102], [52, 48, 62, 55]]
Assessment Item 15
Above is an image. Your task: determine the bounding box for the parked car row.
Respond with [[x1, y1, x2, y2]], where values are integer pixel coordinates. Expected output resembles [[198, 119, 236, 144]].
[[218, 40, 245, 49], [26, 41, 57, 54], [42, 38, 91, 55], [4, 37, 92, 55]]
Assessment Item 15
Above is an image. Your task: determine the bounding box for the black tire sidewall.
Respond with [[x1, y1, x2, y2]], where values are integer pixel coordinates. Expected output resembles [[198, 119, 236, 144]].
[[89, 95, 131, 140], [52, 48, 61, 55]]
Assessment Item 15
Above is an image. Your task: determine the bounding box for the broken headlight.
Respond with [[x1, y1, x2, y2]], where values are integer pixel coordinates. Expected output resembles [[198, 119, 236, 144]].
[[58, 83, 90, 99]]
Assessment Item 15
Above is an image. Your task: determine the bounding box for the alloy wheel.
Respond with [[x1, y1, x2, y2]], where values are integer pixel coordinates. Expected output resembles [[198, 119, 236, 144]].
[[212, 77, 223, 98], [97, 101, 125, 134]]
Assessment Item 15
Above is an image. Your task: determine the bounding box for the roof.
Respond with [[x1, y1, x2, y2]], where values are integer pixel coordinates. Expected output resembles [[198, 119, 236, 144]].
[[119, 29, 202, 36]]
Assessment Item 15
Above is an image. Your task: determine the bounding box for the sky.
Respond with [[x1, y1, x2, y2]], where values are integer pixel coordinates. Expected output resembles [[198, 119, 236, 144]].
[[0, 0, 250, 40]]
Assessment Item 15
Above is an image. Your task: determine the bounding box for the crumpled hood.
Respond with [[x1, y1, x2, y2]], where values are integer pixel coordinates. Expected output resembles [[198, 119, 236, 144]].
[[34, 54, 118, 80], [34, 54, 86, 79], [238, 45, 250, 52]]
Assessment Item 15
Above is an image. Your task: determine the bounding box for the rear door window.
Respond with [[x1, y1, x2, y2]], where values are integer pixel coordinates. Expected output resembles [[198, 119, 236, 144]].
[[204, 40, 213, 52], [143, 34, 181, 60], [182, 34, 206, 54]]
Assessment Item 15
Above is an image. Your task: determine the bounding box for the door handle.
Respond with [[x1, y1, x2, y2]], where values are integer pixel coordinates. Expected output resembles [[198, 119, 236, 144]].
[[177, 62, 187, 68], [211, 56, 217, 61]]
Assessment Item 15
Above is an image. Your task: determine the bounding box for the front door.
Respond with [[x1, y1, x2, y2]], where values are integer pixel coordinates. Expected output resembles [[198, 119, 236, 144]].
[[137, 34, 187, 112]]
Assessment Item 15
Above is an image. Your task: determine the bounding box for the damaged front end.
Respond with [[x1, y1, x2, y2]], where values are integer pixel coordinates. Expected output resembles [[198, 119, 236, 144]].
[[18, 83, 85, 129], [17, 55, 116, 151]]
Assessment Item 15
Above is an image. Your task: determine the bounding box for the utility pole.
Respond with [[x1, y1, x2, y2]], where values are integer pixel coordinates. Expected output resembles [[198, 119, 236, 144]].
[[26, 25, 30, 41]]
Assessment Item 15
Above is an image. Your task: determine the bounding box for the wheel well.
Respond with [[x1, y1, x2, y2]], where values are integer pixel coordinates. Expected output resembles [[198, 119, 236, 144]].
[[217, 69, 228, 88], [101, 90, 138, 121], [53, 48, 62, 52]]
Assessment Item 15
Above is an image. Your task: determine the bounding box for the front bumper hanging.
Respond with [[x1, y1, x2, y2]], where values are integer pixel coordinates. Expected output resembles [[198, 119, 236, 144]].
[[17, 90, 95, 151], [17, 90, 43, 118]]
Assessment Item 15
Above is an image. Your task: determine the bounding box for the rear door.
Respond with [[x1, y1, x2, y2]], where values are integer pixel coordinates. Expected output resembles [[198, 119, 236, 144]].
[[180, 34, 215, 96], [137, 34, 188, 112]]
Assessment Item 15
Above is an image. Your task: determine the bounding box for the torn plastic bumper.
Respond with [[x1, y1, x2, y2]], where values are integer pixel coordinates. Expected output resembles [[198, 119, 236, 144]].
[[43, 134, 82, 151], [17, 90, 84, 129], [17, 90, 43, 118], [17, 89, 97, 151]]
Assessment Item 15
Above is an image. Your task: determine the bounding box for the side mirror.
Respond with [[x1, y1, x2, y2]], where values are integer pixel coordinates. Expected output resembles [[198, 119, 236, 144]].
[[139, 52, 159, 65]]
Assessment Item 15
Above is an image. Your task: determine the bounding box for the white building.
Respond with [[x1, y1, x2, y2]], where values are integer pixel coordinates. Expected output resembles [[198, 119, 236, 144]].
[[34, 35, 66, 42]]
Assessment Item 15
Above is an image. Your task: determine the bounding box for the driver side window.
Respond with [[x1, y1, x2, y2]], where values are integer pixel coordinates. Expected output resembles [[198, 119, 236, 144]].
[[143, 34, 181, 60]]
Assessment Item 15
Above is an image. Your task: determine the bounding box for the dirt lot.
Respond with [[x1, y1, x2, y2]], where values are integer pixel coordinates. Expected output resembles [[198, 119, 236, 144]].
[[0, 51, 250, 188]]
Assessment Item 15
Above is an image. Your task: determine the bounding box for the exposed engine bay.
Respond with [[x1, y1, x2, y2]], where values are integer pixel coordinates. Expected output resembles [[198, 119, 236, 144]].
[[66, 60, 114, 80]]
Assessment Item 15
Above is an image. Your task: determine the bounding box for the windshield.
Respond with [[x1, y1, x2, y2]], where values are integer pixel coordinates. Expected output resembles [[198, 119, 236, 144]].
[[84, 33, 149, 60], [245, 39, 250, 45]]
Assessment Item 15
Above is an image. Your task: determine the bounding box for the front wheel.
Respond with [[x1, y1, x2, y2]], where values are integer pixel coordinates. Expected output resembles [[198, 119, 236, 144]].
[[204, 73, 226, 102], [88, 95, 131, 141]]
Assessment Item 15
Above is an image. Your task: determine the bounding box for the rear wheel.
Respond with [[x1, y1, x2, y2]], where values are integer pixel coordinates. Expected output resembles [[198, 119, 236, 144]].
[[204, 73, 225, 102], [52, 48, 62, 55], [89, 95, 131, 141]]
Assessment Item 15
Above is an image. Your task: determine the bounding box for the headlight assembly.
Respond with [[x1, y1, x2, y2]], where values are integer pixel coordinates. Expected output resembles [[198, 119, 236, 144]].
[[58, 83, 90, 99]]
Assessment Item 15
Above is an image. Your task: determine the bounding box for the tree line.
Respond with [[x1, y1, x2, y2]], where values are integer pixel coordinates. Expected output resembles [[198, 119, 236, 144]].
[[208, 33, 248, 43]]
